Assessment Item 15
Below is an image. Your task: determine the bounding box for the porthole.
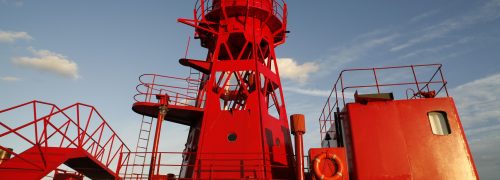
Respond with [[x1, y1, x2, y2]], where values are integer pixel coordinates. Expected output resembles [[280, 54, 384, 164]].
[[227, 133, 237, 142]]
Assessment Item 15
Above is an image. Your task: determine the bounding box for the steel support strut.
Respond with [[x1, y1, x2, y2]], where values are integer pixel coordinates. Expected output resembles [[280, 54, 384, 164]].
[[148, 94, 169, 179]]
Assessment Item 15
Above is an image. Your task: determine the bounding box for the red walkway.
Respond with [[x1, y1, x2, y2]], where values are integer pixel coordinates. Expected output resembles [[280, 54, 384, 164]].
[[0, 101, 130, 179]]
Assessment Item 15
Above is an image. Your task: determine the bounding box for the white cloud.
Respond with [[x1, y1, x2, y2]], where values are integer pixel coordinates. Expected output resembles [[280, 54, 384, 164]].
[[277, 30, 399, 86], [318, 31, 399, 72], [0, 30, 32, 42], [283, 86, 356, 100], [409, 10, 440, 23], [283, 87, 330, 97], [399, 37, 474, 59], [450, 73, 500, 178], [391, 0, 500, 52], [338, 33, 399, 63], [278, 31, 400, 93], [12, 47, 80, 79], [277, 58, 319, 83], [0, 76, 21, 82], [1, 0, 23, 6], [452, 73, 500, 127]]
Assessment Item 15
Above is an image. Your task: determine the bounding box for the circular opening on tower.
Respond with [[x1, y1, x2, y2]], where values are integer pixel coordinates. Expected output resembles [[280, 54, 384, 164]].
[[227, 133, 237, 142]]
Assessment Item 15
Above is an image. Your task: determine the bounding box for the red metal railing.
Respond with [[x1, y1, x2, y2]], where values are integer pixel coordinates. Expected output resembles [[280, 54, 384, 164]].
[[0, 100, 130, 173], [194, 0, 287, 23], [117, 151, 295, 179], [134, 74, 205, 108], [318, 64, 449, 143]]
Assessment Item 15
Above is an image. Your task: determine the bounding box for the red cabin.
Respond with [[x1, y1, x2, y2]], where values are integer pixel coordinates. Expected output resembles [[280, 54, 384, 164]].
[[315, 64, 478, 179]]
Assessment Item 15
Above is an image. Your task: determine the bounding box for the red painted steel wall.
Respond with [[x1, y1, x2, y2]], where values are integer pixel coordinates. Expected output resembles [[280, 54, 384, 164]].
[[342, 97, 478, 179]]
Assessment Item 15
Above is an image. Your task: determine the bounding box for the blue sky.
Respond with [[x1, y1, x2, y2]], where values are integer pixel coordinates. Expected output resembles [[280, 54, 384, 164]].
[[1, 0, 499, 178]]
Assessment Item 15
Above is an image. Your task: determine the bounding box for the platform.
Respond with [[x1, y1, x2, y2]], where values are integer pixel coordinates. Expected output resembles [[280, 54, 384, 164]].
[[132, 102, 204, 126]]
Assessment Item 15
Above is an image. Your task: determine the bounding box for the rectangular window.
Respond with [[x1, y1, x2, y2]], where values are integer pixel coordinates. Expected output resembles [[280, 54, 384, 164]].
[[428, 111, 451, 135]]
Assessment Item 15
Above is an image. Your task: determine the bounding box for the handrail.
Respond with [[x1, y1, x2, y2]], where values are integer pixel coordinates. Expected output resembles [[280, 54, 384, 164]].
[[0, 100, 131, 174], [134, 74, 205, 108], [193, 0, 287, 24], [117, 151, 297, 179], [318, 64, 449, 144]]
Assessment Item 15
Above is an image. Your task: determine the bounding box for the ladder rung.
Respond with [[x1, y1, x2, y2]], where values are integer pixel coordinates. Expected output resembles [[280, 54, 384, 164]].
[[140, 129, 150, 132], [135, 155, 146, 158], [139, 138, 148, 141], [137, 146, 147, 149], [142, 121, 152, 124]]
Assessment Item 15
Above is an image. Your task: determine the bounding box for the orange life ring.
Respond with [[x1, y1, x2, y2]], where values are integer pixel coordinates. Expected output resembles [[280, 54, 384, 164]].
[[313, 152, 344, 180]]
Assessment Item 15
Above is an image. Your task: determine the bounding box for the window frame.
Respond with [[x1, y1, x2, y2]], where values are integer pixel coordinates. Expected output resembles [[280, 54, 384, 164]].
[[427, 111, 452, 136]]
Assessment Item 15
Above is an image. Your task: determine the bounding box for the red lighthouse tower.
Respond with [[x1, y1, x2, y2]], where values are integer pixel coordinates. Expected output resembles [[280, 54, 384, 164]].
[[178, 0, 292, 178], [132, 0, 293, 179]]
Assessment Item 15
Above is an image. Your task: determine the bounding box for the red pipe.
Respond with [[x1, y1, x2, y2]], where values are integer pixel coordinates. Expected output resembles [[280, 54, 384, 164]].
[[290, 114, 306, 180], [294, 131, 305, 180]]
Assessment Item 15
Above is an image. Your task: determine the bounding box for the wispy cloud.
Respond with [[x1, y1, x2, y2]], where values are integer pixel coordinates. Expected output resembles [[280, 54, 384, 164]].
[[1, 0, 23, 7], [283, 87, 330, 97], [12, 47, 80, 79], [452, 73, 500, 178], [278, 30, 400, 86], [283, 86, 356, 100], [466, 124, 500, 138], [0, 76, 21, 82], [391, 0, 500, 52], [453, 73, 500, 127], [399, 37, 474, 59], [0, 30, 32, 43], [409, 10, 440, 23], [277, 58, 319, 83], [451, 73, 500, 177], [468, 132, 500, 178], [318, 31, 399, 71]]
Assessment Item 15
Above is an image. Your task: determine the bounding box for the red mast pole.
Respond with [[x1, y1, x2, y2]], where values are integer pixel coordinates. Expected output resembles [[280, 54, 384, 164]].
[[148, 94, 169, 179]]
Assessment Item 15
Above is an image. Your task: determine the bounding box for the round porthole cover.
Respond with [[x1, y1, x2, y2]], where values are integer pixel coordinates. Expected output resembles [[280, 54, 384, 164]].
[[227, 133, 237, 142]]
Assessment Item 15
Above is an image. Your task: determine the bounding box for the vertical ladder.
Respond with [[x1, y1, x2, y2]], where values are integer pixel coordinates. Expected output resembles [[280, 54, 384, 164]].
[[184, 35, 201, 106], [186, 68, 201, 106], [186, 68, 200, 97], [132, 115, 154, 178]]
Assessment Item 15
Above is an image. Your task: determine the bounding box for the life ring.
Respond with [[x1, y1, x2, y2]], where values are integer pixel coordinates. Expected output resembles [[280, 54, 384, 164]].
[[313, 152, 344, 180]]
